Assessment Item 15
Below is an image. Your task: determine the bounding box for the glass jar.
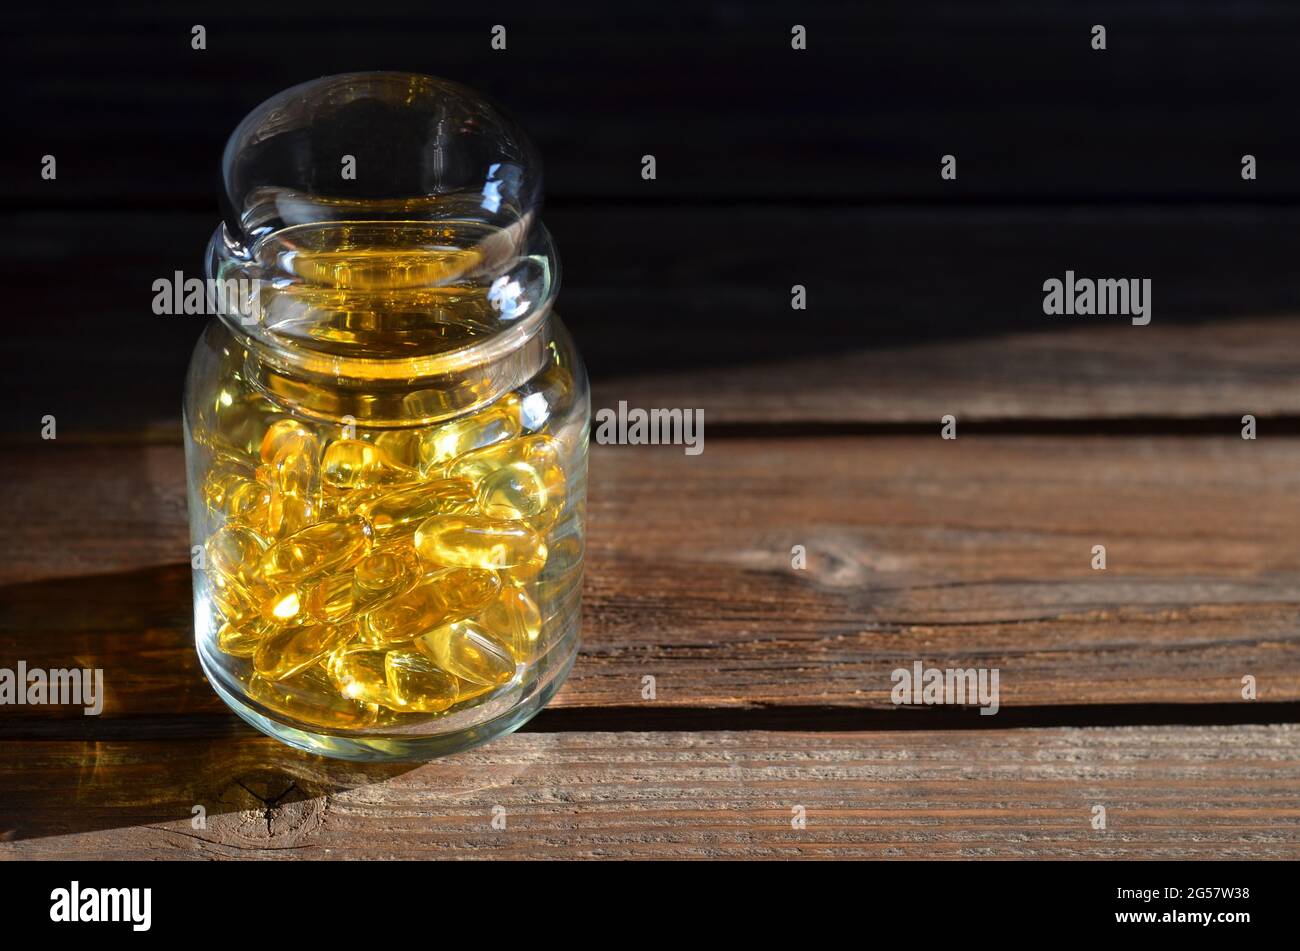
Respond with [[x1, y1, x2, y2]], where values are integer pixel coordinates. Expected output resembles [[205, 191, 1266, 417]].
[[183, 73, 587, 760]]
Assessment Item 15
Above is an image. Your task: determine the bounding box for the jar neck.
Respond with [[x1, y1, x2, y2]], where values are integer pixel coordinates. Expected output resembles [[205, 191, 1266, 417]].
[[205, 218, 559, 428]]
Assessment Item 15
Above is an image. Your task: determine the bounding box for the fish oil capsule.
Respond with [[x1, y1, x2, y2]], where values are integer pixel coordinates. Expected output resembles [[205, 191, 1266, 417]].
[[209, 571, 265, 628], [302, 544, 421, 623], [254, 620, 357, 681], [322, 439, 420, 490], [374, 430, 422, 469], [476, 461, 549, 522], [326, 644, 399, 707], [384, 650, 459, 712], [418, 393, 521, 474], [217, 619, 271, 657], [224, 478, 273, 529], [477, 584, 542, 659], [356, 477, 477, 539], [260, 588, 304, 624], [206, 525, 269, 586], [266, 432, 322, 536], [260, 419, 314, 464], [414, 515, 545, 570], [416, 619, 516, 686], [445, 433, 561, 483], [362, 567, 501, 646], [247, 666, 381, 730], [259, 515, 374, 585]]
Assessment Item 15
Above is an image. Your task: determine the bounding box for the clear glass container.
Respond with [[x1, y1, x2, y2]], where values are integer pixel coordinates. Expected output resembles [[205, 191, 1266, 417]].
[[183, 73, 587, 760]]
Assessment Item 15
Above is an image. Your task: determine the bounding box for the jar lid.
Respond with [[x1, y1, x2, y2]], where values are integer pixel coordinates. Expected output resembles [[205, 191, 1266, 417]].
[[210, 72, 557, 366]]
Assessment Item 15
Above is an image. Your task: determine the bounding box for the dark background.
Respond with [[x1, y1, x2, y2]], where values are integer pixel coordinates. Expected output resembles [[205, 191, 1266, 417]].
[[5, 0, 1300, 434]]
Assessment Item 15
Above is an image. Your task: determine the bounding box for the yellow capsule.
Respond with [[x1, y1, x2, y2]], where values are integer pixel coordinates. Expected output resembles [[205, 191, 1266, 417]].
[[322, 439, 419, 490], [414, 515, 545, 570], [384, 649, 459, 713], [362, 568, 501, 646], [445, 434, 561, 484], [209, 571, 263, 626], [477, 461, 549, 521], [206, 525, 269, 586], [302, 544, 421, 623], [416, 619, 516, 687], [259, 515, 374, 585], [259, 418, 314, 464], [356, 477, 477, 539], [418, 393, 521, 474], [217, 619, 271, 657], [477, 584, 542, 659], [202, 467, 250, 514], [253, 620, 357, 681], [272, 432, 321, 500], [247, 666, 382, 730], [326, 644, 399, 707], [374, 430, 423, 469], [261, 588, 304, 624], [264, 431, 321, 537], [224, 478, 273, 529]]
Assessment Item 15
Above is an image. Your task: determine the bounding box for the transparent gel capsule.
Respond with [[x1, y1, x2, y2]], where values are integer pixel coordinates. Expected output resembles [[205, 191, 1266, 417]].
[[302, 543, 421, 623], [260, 419, 314, 463], [267, 432, 322, 536], [418, 393, 521, 474], [224, 478, 273, 530], [247, 666, 382, 730], [476, 461, 549, 521], [444, 434, 561, 483], [477, 584, 542, 659], [260, 588, 304, 624], [217, 619, 271, 657], [326, 644, 399, 707], [373, 430, 423, 469], [254, 620, 358, 681], [414, 514, 544, 570], [416, 619, 516, 686], [362, 567, 501, 646], [322, 439, 420, 490], [206, 524, 269, 586], [356, 477, 477, 539], [259, 515, 374, 585], [384, 649, 459, 713]]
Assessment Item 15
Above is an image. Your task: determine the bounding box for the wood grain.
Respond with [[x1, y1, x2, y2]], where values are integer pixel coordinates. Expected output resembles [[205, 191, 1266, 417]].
[[2, 726, 1297, 858], [3, 435, 1297, 722]]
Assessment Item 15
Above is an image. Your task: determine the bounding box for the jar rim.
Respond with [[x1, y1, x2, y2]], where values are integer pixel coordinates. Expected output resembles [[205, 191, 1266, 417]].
[[204, 218, 560, 384]]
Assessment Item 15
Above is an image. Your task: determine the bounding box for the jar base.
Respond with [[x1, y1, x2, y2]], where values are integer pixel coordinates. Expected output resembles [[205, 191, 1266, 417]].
[[200, 639, 578, 762]]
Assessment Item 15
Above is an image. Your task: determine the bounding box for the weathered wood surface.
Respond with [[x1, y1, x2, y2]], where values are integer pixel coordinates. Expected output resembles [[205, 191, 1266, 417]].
[[3, 727, 1297, 858], [3, 434, 1298, 722], [592, 317, 1300, 425]]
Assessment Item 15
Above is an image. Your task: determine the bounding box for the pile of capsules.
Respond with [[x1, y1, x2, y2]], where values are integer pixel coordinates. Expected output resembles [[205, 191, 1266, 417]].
[[199, 384, 569, 729]]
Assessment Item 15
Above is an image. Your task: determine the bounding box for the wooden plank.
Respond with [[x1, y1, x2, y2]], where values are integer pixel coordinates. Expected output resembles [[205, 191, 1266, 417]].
[[10, 2, 1300, 203], [2, 726, 1297, 858], [592, 317, 1300, 425], [8, 208, 1300, 434], [3, 436, 1297, 721]]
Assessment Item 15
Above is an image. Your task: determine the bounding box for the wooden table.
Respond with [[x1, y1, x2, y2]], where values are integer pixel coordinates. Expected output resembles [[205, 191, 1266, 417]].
[[3, 316, 1299, 859]]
